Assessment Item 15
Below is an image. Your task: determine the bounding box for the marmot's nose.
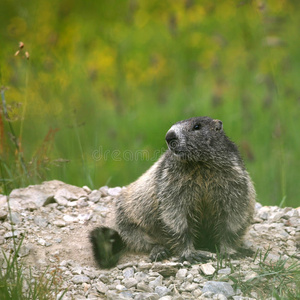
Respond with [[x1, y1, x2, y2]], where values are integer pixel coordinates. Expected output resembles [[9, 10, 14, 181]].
[[165, 130, 178, 146]]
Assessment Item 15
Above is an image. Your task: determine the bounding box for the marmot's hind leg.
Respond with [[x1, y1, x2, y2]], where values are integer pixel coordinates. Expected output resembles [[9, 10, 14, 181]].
[[89, 227, 125, 268], [117, 219, 170, 262]]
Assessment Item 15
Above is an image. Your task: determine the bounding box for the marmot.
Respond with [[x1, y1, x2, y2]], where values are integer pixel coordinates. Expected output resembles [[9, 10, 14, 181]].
[[90, 116, 256, 268]]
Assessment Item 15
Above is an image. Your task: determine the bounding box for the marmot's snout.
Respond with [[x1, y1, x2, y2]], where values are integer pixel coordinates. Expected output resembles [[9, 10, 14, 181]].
[[165, 130, 178, 150]]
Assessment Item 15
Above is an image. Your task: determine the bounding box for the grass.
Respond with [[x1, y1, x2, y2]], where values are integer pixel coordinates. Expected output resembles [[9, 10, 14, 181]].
[[0, 237, 67, 300], [214, 248, 300, 299], [1, 1, 300, 206], [0, 159, 67, 300]]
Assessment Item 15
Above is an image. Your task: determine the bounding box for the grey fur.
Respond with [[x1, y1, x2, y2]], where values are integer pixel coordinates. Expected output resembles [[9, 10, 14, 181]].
[[92, 116, 256, 266]]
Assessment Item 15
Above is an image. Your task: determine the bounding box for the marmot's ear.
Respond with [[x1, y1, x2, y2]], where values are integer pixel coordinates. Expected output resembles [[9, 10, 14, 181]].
[[214, 120, 223, 132]]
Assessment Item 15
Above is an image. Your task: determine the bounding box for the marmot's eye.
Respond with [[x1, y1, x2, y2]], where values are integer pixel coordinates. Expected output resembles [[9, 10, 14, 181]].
[[193, 124, 201, 131]]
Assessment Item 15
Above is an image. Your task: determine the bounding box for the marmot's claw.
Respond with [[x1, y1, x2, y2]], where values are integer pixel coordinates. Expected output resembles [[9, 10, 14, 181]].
[[149, 245, 170, 262], [180, 250, 211, 263]]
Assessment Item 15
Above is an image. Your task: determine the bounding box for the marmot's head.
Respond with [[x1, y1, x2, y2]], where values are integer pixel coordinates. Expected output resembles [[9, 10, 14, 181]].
[[165, 116, 236, 162]]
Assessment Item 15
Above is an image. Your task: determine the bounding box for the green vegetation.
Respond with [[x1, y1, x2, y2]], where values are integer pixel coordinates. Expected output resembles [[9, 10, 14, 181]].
[[231, 250, 300, 299], [0, 236, 66, 300], [0, 0, 299, 207], [0, 208, 66, 300]]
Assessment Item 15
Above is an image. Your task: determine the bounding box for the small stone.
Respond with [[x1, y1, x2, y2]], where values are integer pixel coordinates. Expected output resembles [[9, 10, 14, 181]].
[[134, 293, 159, 300], [154, 286, 170, 297], [123, 267, 135, 278], [214, 294, 228, 300], [193, 289, 202, 298], [83, 186, 92, 193], [99, 274, 110, 284], [176, 268, 188, 280], [63, 215, 78, 223], [99, 186, 108, 197], [137, 282, 153, 292], [218, 268, 231, 275], [4, 231, 21, 238], [67, 201, 78, 207], [18, 244, 33, 257], [134, 272, 148, 282], [200, 263, 216, 275], [152, 262, 180, 277], [149, 275, 163, 289], [53, 219, 66, 227], [72, 275, 90, 284], [185, 283, 198, 292], [0, 209, 7, 220], [72, 266, 83, 275], [115, 284, 126, 291], [138, 261, 152, 270], [199, 291, 214, 299], [245, 271, 258, 281], [34, 216, 48, 227], [37, 238, 46, 246], [95, 281, 107, 294], [107, 187, 122, 196], [10, 212, 21, 224], [88, 190, 102, 203], [159, 296, 173, 300], [117, 262, 136, 269], [123, 278, 138, 288], [202, 281, 234, 298]]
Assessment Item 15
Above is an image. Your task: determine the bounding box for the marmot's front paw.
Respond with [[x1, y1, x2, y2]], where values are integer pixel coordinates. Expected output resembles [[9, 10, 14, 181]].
[[149, 245, 170, 262], [180, 249, 211, 263]]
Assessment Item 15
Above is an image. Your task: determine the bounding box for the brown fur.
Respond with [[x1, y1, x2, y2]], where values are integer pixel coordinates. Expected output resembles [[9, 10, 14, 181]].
[[91, 116, 256, 267]]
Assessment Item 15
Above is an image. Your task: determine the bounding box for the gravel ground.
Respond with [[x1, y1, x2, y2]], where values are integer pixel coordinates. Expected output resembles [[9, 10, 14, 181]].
[[0, 180, 299, 299]]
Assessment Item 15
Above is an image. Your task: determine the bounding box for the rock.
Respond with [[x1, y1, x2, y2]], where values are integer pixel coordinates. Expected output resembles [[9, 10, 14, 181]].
[[245, 271, 258, 281], [152, 262, 180, 277], [72, 275, 90, 284], [134, 293, 159, 300], [9, 212, 21, 224], [149, 275, 163, 289], [123, 278, 138, 288], [202, 281, 235, 298], [99, 186, 109, 197], [176, 268, 188, 280], [2, 180, 299, 300], [159, 296, 173, 300], [37, 238, 46, 246], [137, 282, 153, 292], [117, 262, 136, 269], [82, 186, 92, 193], [0, 209, 7, 220], [8, 180, 87, 210], [63, 215, 78, 223], [154, 286, 170, 297], [88, 190, 102, 203], [123, 267, 135, 278], [95, 281, 108, 294], [34, 216, 48, 227], [200, 263, 216, 275], [18, 243, 33, 257], [4, 230, 21, 238], [218, 268, 231, 275], [53, 219, 66, 227], [0, 195, 7, 209], [138, 262, 153, 270], [184, 283, 198, 292], [134, 272, 148, 282], [107, 187, 122, 197]]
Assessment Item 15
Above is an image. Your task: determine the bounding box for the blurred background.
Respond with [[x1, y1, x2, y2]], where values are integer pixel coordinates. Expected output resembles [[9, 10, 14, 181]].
[[0, 0, 299, 207]]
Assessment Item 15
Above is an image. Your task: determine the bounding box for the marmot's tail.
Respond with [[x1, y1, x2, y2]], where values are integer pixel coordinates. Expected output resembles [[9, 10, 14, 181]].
[[89, 227, 126, 268]]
